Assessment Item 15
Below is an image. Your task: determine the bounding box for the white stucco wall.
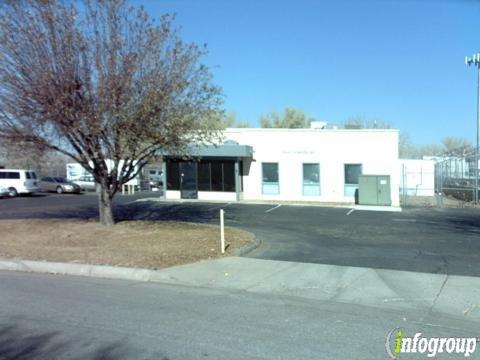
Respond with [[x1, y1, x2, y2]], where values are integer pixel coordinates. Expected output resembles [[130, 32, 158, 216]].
[[224, 128, 400, 206], [399, 159, 435, 196], [198, 191, 237, 201], [166, 190, 181, 200], [166, 190, 236, 201]]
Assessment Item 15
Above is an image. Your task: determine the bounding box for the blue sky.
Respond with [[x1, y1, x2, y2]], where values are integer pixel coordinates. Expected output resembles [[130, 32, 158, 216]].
[[134, 0, 479, 145]]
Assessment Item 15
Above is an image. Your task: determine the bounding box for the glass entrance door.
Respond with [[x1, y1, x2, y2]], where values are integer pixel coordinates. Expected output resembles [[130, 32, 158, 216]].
[[180, 162, 198, 199]]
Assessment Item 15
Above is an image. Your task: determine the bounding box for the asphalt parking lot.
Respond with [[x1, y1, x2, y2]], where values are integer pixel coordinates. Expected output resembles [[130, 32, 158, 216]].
[[1, 193, 480, 277]]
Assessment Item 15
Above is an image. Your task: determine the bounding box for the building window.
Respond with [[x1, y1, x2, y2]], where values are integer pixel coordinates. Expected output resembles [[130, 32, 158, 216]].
[[303, 163, 320, 196], [197, 162, 211, 191], [170, 159, 236, 192], [211, 162, 223, 191], [344, 164, 362, 196], [166, 162, 180, 190], [240, 161, 244, 191], [262, 162, 279, 195], [223, 162, 236, 192]]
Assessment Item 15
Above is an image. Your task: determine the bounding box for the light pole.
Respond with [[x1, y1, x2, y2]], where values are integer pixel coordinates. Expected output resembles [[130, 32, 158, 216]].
[[465, 53, 480, 204]]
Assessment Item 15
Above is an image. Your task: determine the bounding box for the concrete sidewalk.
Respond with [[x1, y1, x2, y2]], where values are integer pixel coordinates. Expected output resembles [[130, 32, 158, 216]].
[[1, 256, 478, 323], [150, 257, 479, 322]]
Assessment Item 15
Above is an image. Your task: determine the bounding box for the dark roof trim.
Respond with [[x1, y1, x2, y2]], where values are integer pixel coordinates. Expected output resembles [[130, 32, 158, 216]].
[[162, 144, 254, 158]]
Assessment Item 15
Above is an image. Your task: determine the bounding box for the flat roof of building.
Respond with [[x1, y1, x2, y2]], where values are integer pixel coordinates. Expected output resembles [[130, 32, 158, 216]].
[[225, 127, 399, 133]]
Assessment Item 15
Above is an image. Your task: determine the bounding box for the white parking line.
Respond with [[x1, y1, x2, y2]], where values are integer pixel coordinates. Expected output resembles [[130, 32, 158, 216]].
[[346, 209, 355, 216], [265, 204, 281, 213]]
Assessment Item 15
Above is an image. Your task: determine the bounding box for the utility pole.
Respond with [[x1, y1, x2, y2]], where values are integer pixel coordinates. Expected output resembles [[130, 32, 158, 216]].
[[465, 53, 480, 204]]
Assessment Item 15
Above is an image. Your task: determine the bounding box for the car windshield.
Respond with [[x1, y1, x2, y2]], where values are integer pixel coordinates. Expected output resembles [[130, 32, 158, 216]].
[[54, 177, 67, 183]]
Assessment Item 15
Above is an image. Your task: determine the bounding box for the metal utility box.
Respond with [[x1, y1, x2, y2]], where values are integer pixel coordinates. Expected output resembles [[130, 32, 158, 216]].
[[358, 175, 391, 206]]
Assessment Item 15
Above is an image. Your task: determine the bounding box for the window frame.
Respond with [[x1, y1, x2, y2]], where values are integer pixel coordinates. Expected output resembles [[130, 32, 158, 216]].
[[223, 161, 236, 192], [166, 161, 181, 191], [197, 161, 212, 191], [261, 162, 280, 195], [344, 163, 363, 197], [302, 163, 321, 196], [344, 164, 363, 185], [167, 159, 237, 193]]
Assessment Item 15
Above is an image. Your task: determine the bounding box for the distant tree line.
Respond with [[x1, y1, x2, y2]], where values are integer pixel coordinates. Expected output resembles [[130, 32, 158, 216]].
[[224, 109, 474, 159], [400, 135, 473, 159], [0, 140, 69, 176]]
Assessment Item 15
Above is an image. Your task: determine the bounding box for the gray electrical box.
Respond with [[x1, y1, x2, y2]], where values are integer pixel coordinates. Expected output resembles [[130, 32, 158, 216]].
[[358, 175, 391, 206]]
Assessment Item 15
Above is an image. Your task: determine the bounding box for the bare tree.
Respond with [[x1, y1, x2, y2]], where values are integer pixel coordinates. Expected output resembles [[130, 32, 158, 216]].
[[343, 116, 364, 129], [0, 0, 223, 225], [343, 115, 393, 129], [440, 137, 473, 157], [260, 107, 315, 128], [398, 133, 473, 159], [222, 111, 250, 128], [398, 133, 443, 159], [0, 139, 46, 171]]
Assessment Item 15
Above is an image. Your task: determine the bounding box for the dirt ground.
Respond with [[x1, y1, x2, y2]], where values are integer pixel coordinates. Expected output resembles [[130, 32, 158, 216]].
[[401, 195, 480, 208], [0, 219, 255, 269]]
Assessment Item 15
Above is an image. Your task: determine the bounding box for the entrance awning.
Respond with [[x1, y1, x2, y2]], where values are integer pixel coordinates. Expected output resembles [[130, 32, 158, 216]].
[[186, 144, 253, 158], [160, 142, 254, 159]]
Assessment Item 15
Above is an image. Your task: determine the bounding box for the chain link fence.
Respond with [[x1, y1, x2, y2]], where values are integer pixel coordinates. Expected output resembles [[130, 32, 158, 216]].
[[435, 152, 480, 203], [399, 155, 480, 207], [400, 160, 436, 206]]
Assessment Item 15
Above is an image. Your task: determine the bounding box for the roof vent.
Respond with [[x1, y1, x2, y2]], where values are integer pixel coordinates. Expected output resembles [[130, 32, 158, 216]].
[[310, 121, 327, 129]]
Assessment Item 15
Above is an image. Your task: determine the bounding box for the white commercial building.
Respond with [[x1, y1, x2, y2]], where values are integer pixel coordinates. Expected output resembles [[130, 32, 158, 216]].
[[164, 127, 400, 207]]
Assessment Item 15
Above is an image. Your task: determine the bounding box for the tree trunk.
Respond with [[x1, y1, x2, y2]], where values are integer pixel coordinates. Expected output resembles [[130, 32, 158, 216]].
[[98, 185, 115, 226]]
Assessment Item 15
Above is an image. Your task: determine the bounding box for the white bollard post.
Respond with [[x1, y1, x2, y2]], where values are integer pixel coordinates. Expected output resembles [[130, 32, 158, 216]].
[[122, 184, 125, 195], [220, 209, 225, 254]]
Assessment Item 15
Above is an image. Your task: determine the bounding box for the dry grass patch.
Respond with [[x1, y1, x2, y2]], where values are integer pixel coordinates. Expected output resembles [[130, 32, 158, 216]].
[[0, 219, 255, 269]]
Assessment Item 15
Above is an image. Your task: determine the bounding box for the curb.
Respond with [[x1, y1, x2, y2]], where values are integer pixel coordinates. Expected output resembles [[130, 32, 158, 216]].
[[0, 259, 161, 282], [0, 233, 262, 282], [233, 234, 261, 256]]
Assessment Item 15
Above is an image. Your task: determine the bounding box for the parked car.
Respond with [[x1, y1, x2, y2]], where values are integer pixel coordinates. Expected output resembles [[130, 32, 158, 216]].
[[0, 169, 41, 197], [0, 186, 9, 198], [40, 177, 81, 194], [72, 175, 96, 191]]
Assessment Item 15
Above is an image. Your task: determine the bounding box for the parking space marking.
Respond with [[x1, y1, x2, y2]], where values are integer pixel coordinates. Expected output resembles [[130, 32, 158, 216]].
[[392, 218, 417, 222], [346, 209, 355, 216], [265, 204, 281, 213]]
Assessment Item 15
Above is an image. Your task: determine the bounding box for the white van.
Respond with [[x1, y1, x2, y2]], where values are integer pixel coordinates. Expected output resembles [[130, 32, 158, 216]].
[[0, 169, 41, 197]]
